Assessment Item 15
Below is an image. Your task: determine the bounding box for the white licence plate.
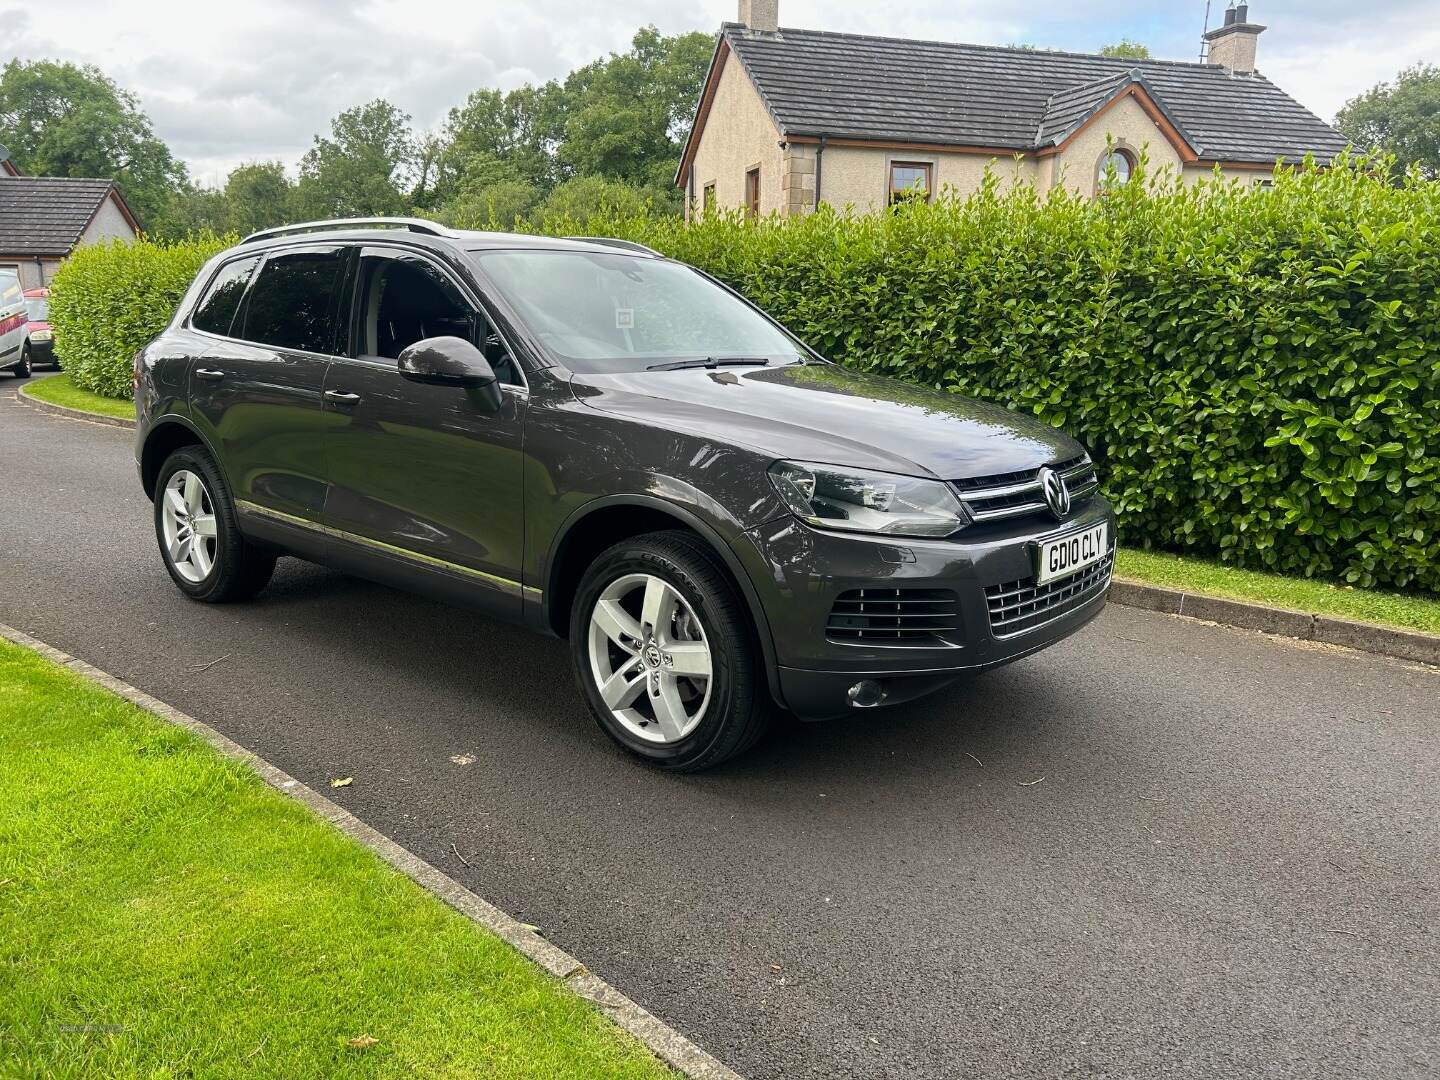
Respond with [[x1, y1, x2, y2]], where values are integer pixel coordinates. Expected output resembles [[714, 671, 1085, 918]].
[[1035, 523, 1109, 585]]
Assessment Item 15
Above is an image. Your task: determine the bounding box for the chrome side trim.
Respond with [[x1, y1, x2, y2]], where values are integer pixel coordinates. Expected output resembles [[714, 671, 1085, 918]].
[[235, 499, 535, 597]]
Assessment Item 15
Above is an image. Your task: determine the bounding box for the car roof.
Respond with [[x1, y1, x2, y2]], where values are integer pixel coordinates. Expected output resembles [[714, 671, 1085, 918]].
[[233, 227, 658, 260]]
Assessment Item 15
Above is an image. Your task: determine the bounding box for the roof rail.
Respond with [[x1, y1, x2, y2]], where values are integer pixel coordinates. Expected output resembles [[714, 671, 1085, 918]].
[[242, 217, 460, 245], [564, 236, 662, 256]]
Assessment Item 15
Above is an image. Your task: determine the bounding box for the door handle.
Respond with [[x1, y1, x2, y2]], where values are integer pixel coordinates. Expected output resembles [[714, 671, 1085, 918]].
[[325, 390, 362, 405], [195, 368, 226, 381]]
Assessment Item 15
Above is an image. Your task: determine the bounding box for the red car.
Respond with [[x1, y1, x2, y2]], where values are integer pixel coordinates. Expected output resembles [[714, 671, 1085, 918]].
[[24, 288, 57, 370]]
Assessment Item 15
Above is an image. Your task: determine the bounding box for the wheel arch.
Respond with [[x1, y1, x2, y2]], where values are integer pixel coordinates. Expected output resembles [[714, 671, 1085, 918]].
[[139, 415, 221, 499], [542, 495, 783, 706]]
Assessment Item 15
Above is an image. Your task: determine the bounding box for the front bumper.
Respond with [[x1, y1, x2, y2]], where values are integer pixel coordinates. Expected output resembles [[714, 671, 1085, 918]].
[[28, 338, 55, 366], [738, 498, 1116, 719]]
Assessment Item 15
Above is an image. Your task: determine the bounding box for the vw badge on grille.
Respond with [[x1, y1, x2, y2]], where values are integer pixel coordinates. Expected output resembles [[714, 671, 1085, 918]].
[[1038, 466, 1071, 519]]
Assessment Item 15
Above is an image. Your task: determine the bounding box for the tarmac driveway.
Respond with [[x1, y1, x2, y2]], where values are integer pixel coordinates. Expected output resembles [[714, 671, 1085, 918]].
[[2, 380, 1437, 1079]]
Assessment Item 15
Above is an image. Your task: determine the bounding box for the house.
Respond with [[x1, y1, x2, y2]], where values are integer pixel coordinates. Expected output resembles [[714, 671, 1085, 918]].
[[0, 147, 140, 290], [677, 2, 1350, 217]]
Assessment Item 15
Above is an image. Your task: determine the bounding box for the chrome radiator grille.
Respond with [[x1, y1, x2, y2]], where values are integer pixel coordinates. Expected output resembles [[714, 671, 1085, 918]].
[[951, 455, 1099, 526]]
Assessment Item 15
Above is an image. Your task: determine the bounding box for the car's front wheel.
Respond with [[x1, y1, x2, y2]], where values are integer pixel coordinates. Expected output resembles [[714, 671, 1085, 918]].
[[154, 446, 276, 603], [570, 530, 771, 772]]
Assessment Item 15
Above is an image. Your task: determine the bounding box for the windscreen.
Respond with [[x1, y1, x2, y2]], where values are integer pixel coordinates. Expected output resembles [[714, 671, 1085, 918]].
[[26, 298, 48, 322], [473, 249, 802, 373]]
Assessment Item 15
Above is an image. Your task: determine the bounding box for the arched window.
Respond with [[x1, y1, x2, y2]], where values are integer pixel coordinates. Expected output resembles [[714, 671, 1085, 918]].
[[1096, 148, 1136, 189]]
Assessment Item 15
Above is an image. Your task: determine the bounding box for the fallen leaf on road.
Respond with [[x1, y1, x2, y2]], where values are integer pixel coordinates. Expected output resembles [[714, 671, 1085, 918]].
[[521, 923, 544, 935], [1017, 777, 1047, 788], [347, 1034, 378, 1049], [449, 753, 476, 766], [330, 777, 354, 788], [770, 963, 783, 973]]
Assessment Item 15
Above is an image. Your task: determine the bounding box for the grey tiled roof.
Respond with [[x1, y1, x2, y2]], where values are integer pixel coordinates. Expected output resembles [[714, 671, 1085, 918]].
[[0, 177, 118, 256], [722, 25, 1349, 164]]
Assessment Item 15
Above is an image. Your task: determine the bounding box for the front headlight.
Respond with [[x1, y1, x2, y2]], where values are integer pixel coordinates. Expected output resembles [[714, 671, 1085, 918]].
[[31, 329, 51, 341], [768, 461, 969, 538]]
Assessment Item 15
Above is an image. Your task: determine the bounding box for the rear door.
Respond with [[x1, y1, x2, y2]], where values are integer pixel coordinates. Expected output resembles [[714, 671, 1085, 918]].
[[189, 244, 351, 521], [0, 271, 25, 369], [319, 244, 528, 619]]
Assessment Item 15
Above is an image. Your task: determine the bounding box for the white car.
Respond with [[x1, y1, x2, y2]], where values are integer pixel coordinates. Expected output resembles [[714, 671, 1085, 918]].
[[0, 271, 30, 379]]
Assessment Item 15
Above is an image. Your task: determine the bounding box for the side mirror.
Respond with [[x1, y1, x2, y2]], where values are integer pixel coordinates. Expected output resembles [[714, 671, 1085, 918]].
[[398, 336, 502, 411]]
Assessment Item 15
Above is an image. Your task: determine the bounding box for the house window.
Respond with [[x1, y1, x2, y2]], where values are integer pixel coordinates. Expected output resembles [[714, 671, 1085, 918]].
[[702, 182, 717, 211], [745, 167, 760, 219], [889, 162, 933, 205], [1096, 148, 1136, 189]]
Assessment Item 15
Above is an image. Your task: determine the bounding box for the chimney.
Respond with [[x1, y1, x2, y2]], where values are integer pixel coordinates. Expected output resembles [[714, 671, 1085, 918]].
[[1204, 3, 1266, 73], [737, 0, 779, 33]]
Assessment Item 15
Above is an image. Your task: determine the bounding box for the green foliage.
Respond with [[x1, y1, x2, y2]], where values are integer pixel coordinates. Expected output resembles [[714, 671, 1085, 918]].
[[297, 99, 418, 218], [57, 157, 1439, 591], [1100, 39, 1151, 59], [1337, 64, 1440, 179], [545, 157, 1440, 592], [0, 58, 186, 227], [48, 234, 231, 399], [536, 176, 654, 226]]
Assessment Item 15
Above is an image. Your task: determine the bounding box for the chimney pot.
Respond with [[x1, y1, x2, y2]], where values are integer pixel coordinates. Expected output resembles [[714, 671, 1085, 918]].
[[1205, 2, 1265, 73], [737, 0, 779, 33]]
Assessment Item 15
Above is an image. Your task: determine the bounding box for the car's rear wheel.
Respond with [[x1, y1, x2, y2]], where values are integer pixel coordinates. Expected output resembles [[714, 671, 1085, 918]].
[[154, 446, 276, 603], [13, 346, 30, 379], [570, 530, 771, 772]]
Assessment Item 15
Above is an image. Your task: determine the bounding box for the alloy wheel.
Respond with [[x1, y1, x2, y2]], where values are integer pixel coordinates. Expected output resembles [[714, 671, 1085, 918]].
[[587, 573, 713, 744], [160, 470, 219, 583]]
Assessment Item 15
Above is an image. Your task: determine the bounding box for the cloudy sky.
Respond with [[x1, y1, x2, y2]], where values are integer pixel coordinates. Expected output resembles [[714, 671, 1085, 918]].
[[6, 0, 1437, 184]]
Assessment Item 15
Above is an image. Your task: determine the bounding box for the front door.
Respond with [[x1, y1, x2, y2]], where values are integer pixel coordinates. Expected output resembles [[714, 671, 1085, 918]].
[[189, 244, 350, 520], [320, 246, 527, 620]]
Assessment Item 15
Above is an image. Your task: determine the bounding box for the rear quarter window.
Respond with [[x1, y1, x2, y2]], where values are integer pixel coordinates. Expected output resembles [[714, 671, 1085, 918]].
[[191, 256, 260, 336]]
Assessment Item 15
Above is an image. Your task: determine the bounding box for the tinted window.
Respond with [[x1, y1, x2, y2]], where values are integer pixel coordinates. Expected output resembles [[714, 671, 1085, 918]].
[[192, 257, 259, 336], [26, 298, 49, 321], [241, 250, 346, 353]]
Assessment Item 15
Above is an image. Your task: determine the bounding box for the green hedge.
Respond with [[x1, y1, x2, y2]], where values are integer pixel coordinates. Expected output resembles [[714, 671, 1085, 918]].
[[48, 235, 231, 399], [545, 160, 1439, 592], [48, 161, 1439, 591]]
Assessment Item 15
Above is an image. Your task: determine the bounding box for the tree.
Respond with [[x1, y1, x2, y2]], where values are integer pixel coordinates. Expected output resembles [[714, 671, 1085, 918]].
[[223, 162, 295, 234], [555, 27, 714, 194], [0, 59, 185, 227], [1100, 39, 1151, 59], [1336, 64, 1440, 179], [297, 99, 417, 218], [536, 176, 651, 225], [442, 180, 541, 229]]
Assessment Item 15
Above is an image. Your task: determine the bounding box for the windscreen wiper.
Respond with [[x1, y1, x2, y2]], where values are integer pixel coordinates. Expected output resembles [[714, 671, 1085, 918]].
[[646, 356, 772, 372]]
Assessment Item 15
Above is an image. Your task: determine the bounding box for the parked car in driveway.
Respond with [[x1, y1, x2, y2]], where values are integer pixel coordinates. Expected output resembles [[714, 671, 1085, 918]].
[[133, 218, 1115, 771], [0, 271, 30, 378], [23, 289, 57, 370]]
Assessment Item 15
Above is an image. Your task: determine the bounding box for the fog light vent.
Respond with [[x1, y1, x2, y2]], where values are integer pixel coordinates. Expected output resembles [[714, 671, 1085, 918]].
[[826, 588, 959, 647]]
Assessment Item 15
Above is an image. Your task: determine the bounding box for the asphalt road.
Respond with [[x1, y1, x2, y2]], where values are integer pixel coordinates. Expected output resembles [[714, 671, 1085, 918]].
[[3, 377, 1438, 1079]]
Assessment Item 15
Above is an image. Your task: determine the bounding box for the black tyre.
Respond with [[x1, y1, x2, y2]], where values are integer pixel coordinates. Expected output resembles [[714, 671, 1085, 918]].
[[13, 347, 30, 379], [154, 446, 276, 603], [570, 530, 771, 772]]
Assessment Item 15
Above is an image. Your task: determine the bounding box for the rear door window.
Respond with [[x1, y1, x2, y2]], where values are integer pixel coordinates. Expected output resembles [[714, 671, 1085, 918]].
[[241, 249, 348, 354], [192, 256, 260, 336]]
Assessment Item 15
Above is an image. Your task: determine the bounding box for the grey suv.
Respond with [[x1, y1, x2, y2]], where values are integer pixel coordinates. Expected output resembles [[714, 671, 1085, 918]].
[[135, 218, 1115, 771]]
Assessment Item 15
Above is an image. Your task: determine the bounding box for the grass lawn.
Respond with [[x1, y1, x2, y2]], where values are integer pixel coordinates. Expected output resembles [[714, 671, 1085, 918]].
[[1117, 548, 1440, 637], [21, 373, 135, 422], [0, 640, 671, 1079]]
